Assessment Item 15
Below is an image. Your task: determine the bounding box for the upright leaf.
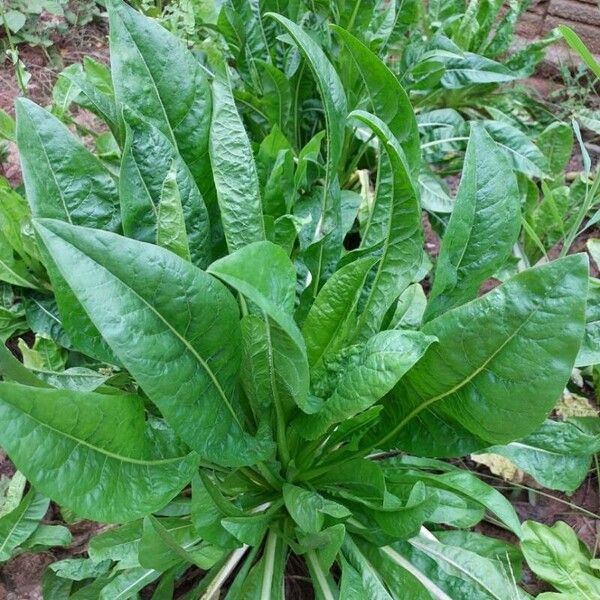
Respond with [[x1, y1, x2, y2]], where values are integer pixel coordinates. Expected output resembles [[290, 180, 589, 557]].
[[424, 124, 521, 321], [331, 25, 420, 175], [209, 76, 265, 252], [0, 382, 197, 523], [108, 0, 212, 205], [34, 219, 272, 467], [120, 114, 210, 266], [349, 110, 423, 338], [15, 98, 120, 364], [267, 13, 347, 293]]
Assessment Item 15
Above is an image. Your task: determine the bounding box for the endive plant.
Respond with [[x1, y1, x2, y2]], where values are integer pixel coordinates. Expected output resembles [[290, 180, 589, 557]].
[[0, 2, 591, 597]]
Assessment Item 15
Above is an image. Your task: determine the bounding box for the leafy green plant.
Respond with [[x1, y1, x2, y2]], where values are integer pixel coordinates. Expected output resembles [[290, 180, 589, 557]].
[[0, 1, 595, 596], [521, 520, 600, 599]]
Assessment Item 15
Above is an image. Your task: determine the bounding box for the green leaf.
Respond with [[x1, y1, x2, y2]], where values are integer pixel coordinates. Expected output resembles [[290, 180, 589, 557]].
[[409, 536, 530, 600], [483, 120, 548, 178], [34, 218, 271, 467], [302, 256, 378, 369], [267, 13, 347, 295], [120, 114, 210, 267], [0, 232, 40, 289], [156, 162, 191, 260], [108, 0, 212, 194], [21, 524, 72, 551], [0, 108, 15, 141], [349, 110, 423, 338], [98, 567, 160, 600], [557, 25, 600, 80], [88, 521, 144, 569], [283, 484, 350, 533], [295, 330, 436, 440], [15, 98, 120, 364], [0, 382, 198, 523], [209, 76, 265, 252], [487, 419, 600, 492], [367, 255, 588, 456], [425, 124, 521, 321], [521, 520, 600, 599], [209, 241, 310, 412], [331, 25, 420, 175], [576, 276, 600, 367], [440, 52, 517, 88], [537, 122, 573, 178], [342, 536, 394, 599], [0, 489, 49, 561]]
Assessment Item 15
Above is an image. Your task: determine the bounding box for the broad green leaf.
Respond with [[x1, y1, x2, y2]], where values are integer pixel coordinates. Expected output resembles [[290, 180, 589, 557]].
[[483, 120, 548, 178], [0, 382, 198, 523], [21, 524, 72, 551], [209, 241, 310, 412], [120, 114, 210, 266], [33, 219, 271, 467], [108, 0, 212, 194], [342, 536, 394, 599], [0, 342, 47, 388], [0, 108, 15, 141], [385, 465, 522, 537], [487, 419, 600, 493], [440, 52, 517, 88], [349, 110, 423, 338], [331, 25, 420, 175], [521, 520, 600, 599], [296, 330, 436, 440], [302, 256, 377, 369], [50, 558, 112, 581], [425, 124, 520, 321], [98, 567, 160, 600], [88, 521, 144, 569], [367, 255, 588, 456], [389, 284, 427, 330], [537, 122, 573, 178], [15, 97, 120, 364], [0, 232, 39, 289], [419, 170, 454, 214], [15, 98, 120, 229], [0, 471, 26, 518], [0, 489, 48, 561], [209, 76, 265, 252]]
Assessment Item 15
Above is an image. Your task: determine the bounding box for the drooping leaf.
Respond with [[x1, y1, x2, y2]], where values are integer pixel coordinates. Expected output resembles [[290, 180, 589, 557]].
[[366, 255, 588, 456], [0, 382, 198, 523]]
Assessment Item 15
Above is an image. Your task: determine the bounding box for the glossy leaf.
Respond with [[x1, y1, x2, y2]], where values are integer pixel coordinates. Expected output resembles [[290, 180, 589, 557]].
[[34, 219, 271, 467], [210, 76, 265, 252], [120, 114, 210, 266], [367, 256, 588, 456], [349, 110, 423, 338], [108, 0, 212, 192], [0, 382, 198, 523], [296, 330, 436, 440], [425, 124, 521, 321]]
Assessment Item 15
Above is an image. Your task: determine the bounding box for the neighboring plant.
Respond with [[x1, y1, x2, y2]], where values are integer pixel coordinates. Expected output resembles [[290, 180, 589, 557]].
[[0, 0, 100, 50], [521, 520, 600, 598], [0, 2, 594, 596]]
